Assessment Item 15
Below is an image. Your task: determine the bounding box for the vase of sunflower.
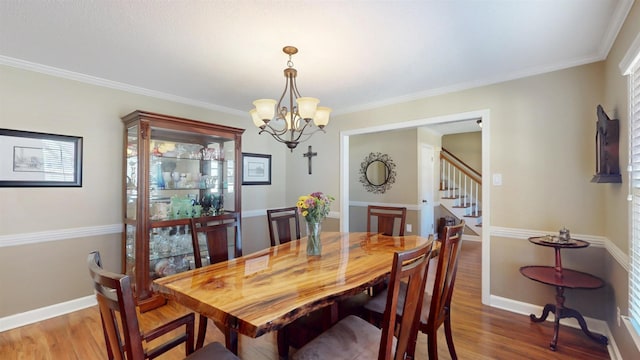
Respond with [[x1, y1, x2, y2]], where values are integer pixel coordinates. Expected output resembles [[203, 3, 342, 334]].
[[297, 192, 334, 256]]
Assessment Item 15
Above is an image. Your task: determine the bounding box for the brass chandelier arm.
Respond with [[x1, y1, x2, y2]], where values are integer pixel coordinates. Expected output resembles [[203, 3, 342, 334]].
[[259, 118, 325, 146]]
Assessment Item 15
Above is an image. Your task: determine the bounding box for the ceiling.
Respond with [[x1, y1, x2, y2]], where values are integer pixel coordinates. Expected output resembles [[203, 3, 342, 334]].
[[0, 1, 634, 134]]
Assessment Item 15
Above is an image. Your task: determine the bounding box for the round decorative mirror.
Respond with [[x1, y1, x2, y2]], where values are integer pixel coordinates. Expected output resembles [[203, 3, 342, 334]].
[[359, 152, 396, 193]]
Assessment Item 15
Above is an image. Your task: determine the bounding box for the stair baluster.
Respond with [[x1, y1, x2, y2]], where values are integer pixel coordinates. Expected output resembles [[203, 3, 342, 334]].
[[440, 148, 482, 234]]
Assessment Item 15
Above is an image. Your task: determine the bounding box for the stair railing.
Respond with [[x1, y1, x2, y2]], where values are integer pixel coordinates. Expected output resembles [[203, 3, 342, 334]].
[[440, 148, 482, 217]]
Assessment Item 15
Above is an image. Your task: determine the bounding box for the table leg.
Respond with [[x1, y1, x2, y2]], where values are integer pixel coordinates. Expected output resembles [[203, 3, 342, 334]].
[[530, 286, 608, 351], [277, 329, 289, 360], [530, 303, 555, 323], [549, 287, 568, 351], [224, 325, 239, 355], [558, 306, 608, 346], [529, 302, 562, 350]]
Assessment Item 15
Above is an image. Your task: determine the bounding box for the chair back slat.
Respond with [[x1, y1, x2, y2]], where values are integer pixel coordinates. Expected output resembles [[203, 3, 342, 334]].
[[379, 238, 434, 360], [267, 207, 301, 246], [367, 205, 407, 236], [190, 212, 242, 267], [428, 220, 465, 329]]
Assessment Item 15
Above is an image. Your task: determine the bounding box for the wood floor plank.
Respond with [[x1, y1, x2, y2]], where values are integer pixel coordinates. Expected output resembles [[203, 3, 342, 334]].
[[0, 241, 610, 359]]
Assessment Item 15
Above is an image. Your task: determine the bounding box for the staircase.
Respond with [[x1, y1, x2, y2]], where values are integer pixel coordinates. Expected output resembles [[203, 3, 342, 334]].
[[439, 148, 482, 237]]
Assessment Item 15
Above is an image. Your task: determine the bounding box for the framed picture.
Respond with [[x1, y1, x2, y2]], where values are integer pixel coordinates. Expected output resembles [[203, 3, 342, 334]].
[[242, 152, 271, 185], [0, 129, 83, 187]]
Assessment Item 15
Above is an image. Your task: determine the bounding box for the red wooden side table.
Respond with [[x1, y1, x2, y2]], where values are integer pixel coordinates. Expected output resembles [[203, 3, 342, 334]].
[[519, 236, 608, 351]]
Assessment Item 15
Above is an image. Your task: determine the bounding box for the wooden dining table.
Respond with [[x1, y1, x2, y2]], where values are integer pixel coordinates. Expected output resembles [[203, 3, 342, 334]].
[[152, 231, 434, 355]]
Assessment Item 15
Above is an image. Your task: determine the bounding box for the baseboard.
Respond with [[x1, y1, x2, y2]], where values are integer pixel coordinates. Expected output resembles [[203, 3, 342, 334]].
[[0, 295, 96, 332], [489, 294, 621, 360], [462, 234, 481, 242]]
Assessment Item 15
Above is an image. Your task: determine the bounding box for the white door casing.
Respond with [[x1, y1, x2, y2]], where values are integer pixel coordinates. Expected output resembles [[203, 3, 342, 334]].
[[419, 143, 435, 237]]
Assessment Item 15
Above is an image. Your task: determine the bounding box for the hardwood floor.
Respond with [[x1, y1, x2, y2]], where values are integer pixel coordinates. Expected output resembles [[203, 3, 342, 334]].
[[0, 241, 610, 359]]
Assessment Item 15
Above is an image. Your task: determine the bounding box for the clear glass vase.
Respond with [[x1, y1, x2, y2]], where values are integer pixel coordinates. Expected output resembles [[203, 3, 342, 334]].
[[306, 221, 322, 256]]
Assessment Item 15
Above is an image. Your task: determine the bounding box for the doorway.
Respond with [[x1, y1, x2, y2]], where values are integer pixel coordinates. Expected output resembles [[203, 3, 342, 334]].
[[340, 109, 491, 305]]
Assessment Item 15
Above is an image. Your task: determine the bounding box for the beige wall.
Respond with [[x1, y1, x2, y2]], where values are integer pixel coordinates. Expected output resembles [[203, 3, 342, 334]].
[[349, 129, 418, 204], [442, 132, 482, 173], [321, 63, 604, 231], [0, 65, 287, 316], [348, 129, 419, 234]]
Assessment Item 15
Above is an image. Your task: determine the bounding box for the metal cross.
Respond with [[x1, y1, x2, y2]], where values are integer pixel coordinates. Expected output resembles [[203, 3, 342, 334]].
[[302, 145, 317, 174]]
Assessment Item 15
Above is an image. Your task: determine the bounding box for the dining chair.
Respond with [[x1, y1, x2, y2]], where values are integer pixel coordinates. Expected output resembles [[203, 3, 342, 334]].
[[367, 205, 407, 236], [360, 205, 408, 305], [87, 251, 239, 360], [190, 212, 242, 349], [291, 239, 434, 360], [267, 206, 301, 246], [363, 220, 465, 360], [267, 207, 328, 357]]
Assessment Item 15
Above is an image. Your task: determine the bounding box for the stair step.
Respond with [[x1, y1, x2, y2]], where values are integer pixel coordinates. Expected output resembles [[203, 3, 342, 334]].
[[453, 202, 476, 208], [464, 212, 482, 218], [440, 187, 458, 191]]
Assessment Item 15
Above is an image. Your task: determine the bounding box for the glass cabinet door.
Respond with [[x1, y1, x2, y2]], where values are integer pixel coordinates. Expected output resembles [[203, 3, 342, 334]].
[[125, 126, 138, 221], [124, 125, 138, 280], [124, 223, 136, 280], [121, 110, 244, 311], [148, 127, 237, 221]]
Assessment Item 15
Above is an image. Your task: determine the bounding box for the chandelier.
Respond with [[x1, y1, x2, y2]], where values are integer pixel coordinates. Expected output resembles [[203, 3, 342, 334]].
[[249, 46, 331, 150]]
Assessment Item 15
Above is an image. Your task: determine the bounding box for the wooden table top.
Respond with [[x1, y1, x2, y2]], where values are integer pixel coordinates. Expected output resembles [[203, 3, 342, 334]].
[[153, 232, 433, 338], [528, 236, 589, 249]]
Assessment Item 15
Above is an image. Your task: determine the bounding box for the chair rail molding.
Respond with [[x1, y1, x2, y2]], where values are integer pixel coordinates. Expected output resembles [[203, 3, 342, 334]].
[[491, 226, 626, 270], [0, 224, 122, 248]]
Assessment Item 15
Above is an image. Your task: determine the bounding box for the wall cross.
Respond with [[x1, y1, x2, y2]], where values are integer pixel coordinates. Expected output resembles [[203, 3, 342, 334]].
[[302, 145, 317, 175]]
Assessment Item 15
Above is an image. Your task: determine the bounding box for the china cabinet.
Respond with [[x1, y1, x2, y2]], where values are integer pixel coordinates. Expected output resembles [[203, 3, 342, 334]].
[[122, 110, 244, 311]]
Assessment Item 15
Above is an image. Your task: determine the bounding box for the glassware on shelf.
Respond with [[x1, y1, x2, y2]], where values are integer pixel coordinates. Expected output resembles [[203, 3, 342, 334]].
[[122, 110, 243, 308], [151, 202, 170, 220], [170, 195, 201, 219], [154, 258, 176, 277], [155, 162, 165, 189]]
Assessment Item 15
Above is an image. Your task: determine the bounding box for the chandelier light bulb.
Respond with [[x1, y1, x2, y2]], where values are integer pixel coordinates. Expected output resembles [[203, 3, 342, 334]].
[[253, 99, 277, 121], [296, 97, 320, 119], [249, 109, 264, 128], [313, 107, 331, 128]]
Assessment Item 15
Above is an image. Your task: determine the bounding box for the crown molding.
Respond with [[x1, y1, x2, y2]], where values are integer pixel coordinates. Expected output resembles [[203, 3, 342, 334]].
[[0, 55, 246, 117]]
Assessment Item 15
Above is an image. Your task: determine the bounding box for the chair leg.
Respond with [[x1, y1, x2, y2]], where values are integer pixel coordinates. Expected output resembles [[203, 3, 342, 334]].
[[444, 315, 458, 360], [196, 315, 207, 349], [427, 331, 439, 360], [277, 329, 289, 359], [406, 330, 418, 359]]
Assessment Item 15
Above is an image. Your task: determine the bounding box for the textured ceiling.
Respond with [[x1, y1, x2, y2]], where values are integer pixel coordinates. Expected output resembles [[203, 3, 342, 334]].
[[0, 1, 634, 134]]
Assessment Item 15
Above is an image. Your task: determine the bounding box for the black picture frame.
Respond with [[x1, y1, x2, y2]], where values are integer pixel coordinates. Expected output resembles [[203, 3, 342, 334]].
[[0, 128, 83, 187], [242, 152, 271, 185]]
